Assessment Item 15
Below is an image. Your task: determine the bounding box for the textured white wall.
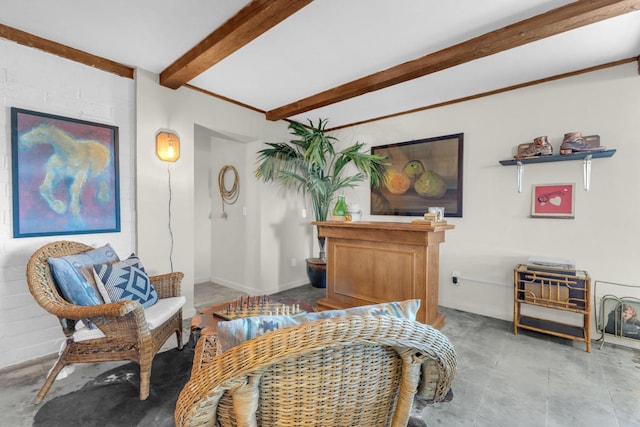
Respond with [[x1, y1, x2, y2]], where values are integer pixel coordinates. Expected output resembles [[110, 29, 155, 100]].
[[0, 38, 136, 369]]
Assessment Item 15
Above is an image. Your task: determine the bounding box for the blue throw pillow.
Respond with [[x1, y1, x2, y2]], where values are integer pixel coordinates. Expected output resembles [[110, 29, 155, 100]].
[[94, 254, 158, 309], [48, 244, 120, 306]]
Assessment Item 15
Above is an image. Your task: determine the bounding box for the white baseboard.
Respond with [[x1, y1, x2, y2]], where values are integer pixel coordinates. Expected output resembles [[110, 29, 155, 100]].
[[209, 277, 309, 295]]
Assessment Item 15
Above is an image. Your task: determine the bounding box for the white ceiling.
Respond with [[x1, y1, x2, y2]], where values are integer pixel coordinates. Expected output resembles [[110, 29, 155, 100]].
[[1, 0, 640, 129]]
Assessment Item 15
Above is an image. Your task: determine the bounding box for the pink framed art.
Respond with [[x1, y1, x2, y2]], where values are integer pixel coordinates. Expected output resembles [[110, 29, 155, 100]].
[[530, 183, 575, 218]]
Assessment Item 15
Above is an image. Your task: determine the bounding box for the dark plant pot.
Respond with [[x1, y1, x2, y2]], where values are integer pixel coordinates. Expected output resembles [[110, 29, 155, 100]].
[[305, 257, 326, 288]]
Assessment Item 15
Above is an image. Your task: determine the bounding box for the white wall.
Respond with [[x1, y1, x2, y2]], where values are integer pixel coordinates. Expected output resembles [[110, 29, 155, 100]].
[[135, 70, 309, 319], [194, 125, 213, 284], [0, 38, 136, 369], [332, 63, 640, 347], [209, 135, 248, 289]]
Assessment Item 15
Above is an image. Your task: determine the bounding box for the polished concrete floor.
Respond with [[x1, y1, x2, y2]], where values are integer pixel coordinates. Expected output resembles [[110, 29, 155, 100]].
[[2, 282, 640, 427]]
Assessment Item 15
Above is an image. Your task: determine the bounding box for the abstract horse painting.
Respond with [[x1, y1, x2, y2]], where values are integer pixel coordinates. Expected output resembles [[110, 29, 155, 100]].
[[11, 108, 120, 237], [19, 123, 112, 228]]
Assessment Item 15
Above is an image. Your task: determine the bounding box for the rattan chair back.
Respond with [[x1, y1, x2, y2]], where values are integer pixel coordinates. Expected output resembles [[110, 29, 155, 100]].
[[176, 315, 456, 427]]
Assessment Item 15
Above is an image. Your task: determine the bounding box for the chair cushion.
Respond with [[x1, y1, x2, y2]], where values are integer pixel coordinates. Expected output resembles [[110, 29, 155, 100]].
[[73, 321, 106, 342], [217, 299, 420, 352], [93, 254, 158, 308], [72, 296, 185, 342], [145, 296, 186, 329], [48, 244, 120, 307]]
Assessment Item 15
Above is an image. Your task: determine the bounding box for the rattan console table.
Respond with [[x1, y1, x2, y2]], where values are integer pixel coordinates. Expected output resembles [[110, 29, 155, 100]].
[[513, 264, 591, 352]]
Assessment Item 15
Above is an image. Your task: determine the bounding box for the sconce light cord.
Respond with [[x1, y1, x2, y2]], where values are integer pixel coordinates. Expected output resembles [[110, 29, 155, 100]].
[[167, 163, 174, 272]]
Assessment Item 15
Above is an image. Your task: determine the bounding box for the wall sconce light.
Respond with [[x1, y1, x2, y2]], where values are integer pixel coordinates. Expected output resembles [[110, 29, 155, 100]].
[[156, 130, 180, 162], [156, 129, 180, 272]]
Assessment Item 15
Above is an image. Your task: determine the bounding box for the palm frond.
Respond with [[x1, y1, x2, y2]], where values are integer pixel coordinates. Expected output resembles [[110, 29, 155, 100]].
[[255, 118, 389, 225], [255, 143, 302, 181], [334, 144, 388, 188]]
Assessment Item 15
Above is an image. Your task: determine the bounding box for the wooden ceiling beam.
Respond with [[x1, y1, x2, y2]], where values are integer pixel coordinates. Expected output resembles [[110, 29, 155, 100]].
[[0, 23, 134, 79], [266, 0, 640, 121], [160, 0, 312, 89]]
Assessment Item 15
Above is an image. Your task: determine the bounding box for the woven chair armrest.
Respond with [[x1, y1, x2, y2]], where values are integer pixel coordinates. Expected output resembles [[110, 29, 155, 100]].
[[191, 330, 221, 377], [150, 272, 183, 299], [416, 359, 453, 401], [57, 300, 149, 338], [55, 299, 141, 320]]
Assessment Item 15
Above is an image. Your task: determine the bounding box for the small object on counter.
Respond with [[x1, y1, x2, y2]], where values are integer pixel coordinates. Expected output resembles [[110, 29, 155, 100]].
[[412, 218, 447, 226], [424, 212, 437, 221], [428, 207, 445, 222], [332, 194, 347, 221], [347, 204, 362, 222]]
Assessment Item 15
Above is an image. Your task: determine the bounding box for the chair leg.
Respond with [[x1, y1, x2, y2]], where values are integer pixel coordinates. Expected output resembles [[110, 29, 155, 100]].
[[139, 362, 151, 400], [176, 328, 184, 350], [34, 344, 72, 404]]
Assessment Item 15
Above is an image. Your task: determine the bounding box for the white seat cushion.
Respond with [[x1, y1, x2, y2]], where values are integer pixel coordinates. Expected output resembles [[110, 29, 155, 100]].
[[73, 323, 106, 342], [73, 296, 185, 342], [144, 296, 185, 329]]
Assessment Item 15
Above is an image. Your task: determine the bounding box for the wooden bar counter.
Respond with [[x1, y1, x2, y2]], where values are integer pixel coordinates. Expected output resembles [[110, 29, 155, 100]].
[[314, 221, 454, 329]]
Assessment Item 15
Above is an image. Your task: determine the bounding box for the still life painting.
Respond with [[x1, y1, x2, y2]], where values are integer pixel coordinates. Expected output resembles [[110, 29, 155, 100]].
[[11, 108, 120, 238], [370, 133, 464, 217]]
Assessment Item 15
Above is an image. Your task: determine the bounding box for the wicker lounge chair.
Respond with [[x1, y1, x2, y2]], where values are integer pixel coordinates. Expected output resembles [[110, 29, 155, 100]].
[[26, 240, 184, 403], [175, 315, 456, 426]]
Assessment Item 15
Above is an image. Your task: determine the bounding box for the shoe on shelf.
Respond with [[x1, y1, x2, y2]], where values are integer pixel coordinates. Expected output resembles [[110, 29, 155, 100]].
[[560, 132, 606, 154], [514, 136, 553, 159]]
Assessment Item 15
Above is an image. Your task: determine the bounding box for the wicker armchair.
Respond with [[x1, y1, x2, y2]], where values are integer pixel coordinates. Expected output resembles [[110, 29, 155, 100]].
[[175, 315, 456, 427], [26, 241, 184, 404]]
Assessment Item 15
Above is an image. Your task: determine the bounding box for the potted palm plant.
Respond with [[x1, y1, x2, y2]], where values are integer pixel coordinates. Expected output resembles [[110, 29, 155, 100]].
[[255, 119, 387, 287]]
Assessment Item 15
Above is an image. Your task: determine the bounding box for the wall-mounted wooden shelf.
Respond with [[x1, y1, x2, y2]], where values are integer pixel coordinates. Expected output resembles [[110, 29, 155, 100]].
[[499, 149, 616, 192], [498, 149, 616, 166]]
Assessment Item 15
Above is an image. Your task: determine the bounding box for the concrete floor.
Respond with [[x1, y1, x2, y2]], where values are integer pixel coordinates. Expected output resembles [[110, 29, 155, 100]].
[[2, 282, 640, 427]]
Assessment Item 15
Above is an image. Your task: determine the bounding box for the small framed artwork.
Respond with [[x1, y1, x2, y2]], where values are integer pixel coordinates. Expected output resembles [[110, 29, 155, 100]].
[[11, 107, 120, 238], [370, 133, 463, 217], [530, 183, 575, 218]]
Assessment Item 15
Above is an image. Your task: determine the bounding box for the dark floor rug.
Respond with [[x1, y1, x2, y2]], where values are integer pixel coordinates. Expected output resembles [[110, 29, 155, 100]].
[[34, 336, 195, 427]]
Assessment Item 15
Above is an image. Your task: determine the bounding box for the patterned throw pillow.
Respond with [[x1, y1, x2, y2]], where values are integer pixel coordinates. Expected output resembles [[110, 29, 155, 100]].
[[217, 299, 420, 352], [93, 254, 158, 308], [48, 244, 120, 306]]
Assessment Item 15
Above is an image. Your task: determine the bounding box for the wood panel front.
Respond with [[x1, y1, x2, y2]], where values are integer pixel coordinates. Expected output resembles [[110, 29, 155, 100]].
[[329, 240, 417, 304], [315, 221, 453, 328]]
